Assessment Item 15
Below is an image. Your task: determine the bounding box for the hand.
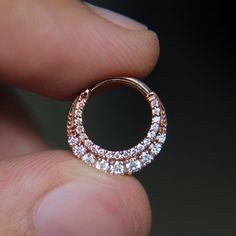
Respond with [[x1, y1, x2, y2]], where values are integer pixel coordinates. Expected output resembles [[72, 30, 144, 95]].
[[0, 1, 159, 235]]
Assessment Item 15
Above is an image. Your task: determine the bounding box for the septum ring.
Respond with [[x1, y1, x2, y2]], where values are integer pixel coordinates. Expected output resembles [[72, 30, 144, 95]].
[[67, 77, 167, 175]]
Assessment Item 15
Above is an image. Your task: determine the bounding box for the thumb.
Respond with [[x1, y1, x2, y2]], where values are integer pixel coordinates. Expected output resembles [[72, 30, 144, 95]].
[[0, 0, 159, 99], [0, 151, 151, 236]]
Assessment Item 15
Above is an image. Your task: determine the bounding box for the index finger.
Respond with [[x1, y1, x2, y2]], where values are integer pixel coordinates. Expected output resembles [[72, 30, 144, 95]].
[[0, 0, 159, 99]]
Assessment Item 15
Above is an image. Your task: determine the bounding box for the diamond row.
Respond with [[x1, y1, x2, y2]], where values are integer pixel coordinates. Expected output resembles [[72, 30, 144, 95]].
[[68, 140, 163, 175]]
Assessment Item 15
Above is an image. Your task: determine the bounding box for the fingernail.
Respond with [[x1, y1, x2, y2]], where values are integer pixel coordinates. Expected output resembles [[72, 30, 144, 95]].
[[84, 2, 148, 30], [34, 181, 136, 236]]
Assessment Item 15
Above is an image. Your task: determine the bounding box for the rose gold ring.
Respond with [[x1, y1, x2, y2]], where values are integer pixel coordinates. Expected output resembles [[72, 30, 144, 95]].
[[67, 77, 167, 175]]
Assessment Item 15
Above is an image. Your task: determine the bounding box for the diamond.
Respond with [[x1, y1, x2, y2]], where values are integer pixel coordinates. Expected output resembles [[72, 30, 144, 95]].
[[114, 152, 122, 159], [76, 125, 84, 134], [126, 159, 141, 173], [143, 138, 151, 147], [137, 144, 144, 152], [147, 130, 156, 139], [156, 134, 166, 144], [79, 133, 87, 142], [96, 160, 109, 171], [130, 148, 138, 156], [90, 144, 99, 154], [152, 116, 160, 123], [82, 153, 95, 165], [98, 149, 106, 157], [150, 143, 162, 156], [152, 107, 160, 115], [84, 139, 93, 147], [122, 150, 129, 158], [106, 151, 113, 159], [151, 100, 159, 108], [150, 123, 159, 132], [110, 161, 125, 175], [72, 145, 86, 158], [74, 117, 82, 126], [68, 136, 78, 146], [140, 152, 153, 165]]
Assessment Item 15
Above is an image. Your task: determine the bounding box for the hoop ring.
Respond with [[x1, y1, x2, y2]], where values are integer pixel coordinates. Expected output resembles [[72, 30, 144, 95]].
[[67, 77, 167, 175]]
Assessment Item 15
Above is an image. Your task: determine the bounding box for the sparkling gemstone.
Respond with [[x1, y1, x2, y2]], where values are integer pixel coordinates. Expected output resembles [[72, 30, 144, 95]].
[[76, 102, 85, 110], [76, 126, 83, 134], [84, 139, 93, 147], [150, 143, 162, 156], [143, 138, 151, 146], [98, 149, 106, 157], [130, 148, 138, 156], [151, 123, 159, 132], [110, 161, 125, 175], [72, 145, 86, 158], [91, 145, 99, 154], [96, 160, 109, 171], [152, 107, 160, 115], [114, 152, 122, 159], [140, 152, 153, 165], [74, 117, 82, 126], [105, 151, 113, 159], [126, 159, 141, 173], [68, 136, 78, 146], [137, 144, 144, 152], [147, 130, 156, 139], [156, 134, 166, 144], [153, 116, 160, 123], [79, 133, 87, 142], [123, 151, 129, 158], [82, 153, 95, 165], [151, 100, 159, 108]]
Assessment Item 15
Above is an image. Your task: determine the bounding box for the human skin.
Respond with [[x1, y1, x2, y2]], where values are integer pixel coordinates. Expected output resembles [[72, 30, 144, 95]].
[[0, 0, 159, 235]]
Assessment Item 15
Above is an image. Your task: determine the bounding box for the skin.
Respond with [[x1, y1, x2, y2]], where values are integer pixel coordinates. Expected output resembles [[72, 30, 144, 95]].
[[0, 0, 159, 235]]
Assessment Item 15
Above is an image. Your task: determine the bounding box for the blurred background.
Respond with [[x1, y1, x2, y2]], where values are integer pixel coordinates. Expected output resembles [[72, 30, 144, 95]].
[[13, 0, 235, 235]]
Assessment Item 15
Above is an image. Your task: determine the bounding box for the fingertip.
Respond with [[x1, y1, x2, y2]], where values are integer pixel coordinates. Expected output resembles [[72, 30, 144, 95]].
[[31, 152, 152, 236], [0, 0, 160, 99]]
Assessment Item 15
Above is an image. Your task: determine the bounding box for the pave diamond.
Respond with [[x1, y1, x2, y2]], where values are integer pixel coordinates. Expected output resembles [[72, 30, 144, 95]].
[[137, 144, 144, 152], [68, 136, 78, 146], [156, 134, 166, 144], [84, 139, 93, 147], [150, 143, 162, 156], [106, 151, 113, 159], [130, 148, 138, 156], [74, 117, 82, 126], [143, 138, 151, 147], [147, 130, 156, 139], [98, 149, 106, 157], [150, 123, 159, 132], [153, 116, 160, 123], [140, 152, 153, 166], [96, 160, 109, 171], [82, 153, 95, 165], [126, 159, 141, 173], [90, 144, 99, 154], [110, 161, 125, 175], [76, 125, 84, 134], [151, 100, 159, 108], [152, 107, 160, 115], [72, 145, 86, 158], [79, 133, 87, 142]]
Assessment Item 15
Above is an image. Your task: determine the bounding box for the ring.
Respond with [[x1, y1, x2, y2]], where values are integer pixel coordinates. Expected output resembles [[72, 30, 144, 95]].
[[67, 77, 167, 175]]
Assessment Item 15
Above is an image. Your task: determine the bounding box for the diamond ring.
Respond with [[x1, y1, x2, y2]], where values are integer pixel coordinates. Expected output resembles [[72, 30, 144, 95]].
[[67, 77, 167, 175]]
